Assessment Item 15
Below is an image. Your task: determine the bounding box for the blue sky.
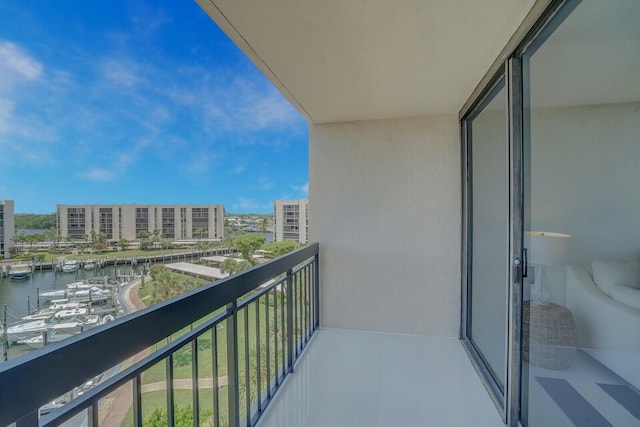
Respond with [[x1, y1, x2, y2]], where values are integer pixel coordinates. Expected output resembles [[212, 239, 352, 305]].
[[0, 1, 308, 214]]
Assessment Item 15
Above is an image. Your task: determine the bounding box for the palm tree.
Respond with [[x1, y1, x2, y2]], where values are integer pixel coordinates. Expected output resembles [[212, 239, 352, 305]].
[[118, 238, 130, 251]]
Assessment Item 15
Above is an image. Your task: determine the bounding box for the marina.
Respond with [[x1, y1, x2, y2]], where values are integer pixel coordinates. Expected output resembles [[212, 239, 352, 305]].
[[0, 263, 145, 361]]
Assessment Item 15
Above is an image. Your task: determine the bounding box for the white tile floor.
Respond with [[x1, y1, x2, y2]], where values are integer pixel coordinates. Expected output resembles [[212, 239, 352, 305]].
[[257, 329, 504, 427]]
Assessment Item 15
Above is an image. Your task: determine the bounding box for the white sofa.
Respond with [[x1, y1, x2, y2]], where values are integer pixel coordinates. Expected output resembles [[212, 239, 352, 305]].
[[565, 261, 640, 389]]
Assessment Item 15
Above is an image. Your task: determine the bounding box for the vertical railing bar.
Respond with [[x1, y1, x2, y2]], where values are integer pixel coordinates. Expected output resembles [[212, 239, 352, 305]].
[[304, 264, 311, 345], [314, 254, 320, 329], [308, 262, 314, 336], [278, 287, 289, 379], [273, 288, 279, 387], [256, 296, 262, 413], [88, 401, 99, 427], [296, 270, 301, 354], [265, 290, 271, 398], [133, 374, 143, 427], [292, 270, 297, 357], [192, 338, 200, 427], [227, 301, 239, 427], [286, 268, 294, 372], [244, 306, 250, 426], [212, 327, 220, 427], [166, 354, 175, 427]]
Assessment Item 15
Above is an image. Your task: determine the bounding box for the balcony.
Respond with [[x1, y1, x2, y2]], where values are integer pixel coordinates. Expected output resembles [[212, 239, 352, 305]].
[[0, 243, 501, 427]]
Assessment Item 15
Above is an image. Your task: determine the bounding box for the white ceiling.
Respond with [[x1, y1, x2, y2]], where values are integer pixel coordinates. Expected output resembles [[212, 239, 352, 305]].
[[197, 0, 536, 124]]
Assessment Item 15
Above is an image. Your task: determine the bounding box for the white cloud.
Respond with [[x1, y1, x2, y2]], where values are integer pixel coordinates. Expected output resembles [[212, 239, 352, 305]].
[[99, 57, 142, 88], [293, 182, 309, 195], [0, 41, 42, 86], [233, 197, 272, 213], [258, 177, 274, 191], [79, 168, 116, 182]]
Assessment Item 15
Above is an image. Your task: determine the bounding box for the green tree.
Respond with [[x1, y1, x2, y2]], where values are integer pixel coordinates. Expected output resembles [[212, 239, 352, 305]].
[[222, 236, 235, 255], [91, 242, 108, 253], [90, 230, 97, 243], [137, 230, 151, 239], [261, 241, 299, 258], [160, 238, 173, 250], [140, 239, 153, 250], [257, 218, 267, 232], [234, 234, 266, 263], [14, 213, 56, 229], [97, 232, 108, 243], [220, 259, 252, 275], [118, 238, 130, 251], [11, 231, 27, 253]]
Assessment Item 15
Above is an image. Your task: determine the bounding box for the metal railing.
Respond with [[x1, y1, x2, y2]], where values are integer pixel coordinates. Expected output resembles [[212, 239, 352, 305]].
[[0, 243, 320, 427]]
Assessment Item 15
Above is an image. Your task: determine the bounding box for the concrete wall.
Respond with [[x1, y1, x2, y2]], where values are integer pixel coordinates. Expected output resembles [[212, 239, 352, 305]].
[[310, 115, 460, 336]]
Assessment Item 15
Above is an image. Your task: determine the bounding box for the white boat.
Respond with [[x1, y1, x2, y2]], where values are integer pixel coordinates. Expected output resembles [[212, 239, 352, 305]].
[[21, 303, 85, 321], [40, 286, 112, 303], [9, 264, 31, 280], [83, 260, 96, 270], [61, 260, 79, 273], [8, 311, 104, 343], [18, 327, 76, 349]]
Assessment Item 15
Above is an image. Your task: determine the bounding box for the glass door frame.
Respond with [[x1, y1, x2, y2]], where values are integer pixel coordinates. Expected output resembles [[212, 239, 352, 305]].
[[460, 61, 521, 425], [460, 1, 581, 426]]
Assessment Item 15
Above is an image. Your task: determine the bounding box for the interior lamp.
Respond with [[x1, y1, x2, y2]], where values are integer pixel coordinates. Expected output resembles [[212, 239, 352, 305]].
[[525, 231, 571, 305]]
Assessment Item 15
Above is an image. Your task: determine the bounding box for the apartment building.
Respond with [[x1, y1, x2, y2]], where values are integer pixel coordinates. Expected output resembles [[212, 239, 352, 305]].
[[56, 204, 224, 241], [273, 199, 308, 243], [0, 200, 15, 259]]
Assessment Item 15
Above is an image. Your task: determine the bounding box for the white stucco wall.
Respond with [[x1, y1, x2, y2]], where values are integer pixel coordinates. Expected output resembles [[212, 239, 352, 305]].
[[309, 115, 460, 336]]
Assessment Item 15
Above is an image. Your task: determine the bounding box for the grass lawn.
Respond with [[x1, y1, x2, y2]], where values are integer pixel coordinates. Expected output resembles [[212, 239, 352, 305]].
[[120, 387, 229, 427], [127, 271, 311, 425]]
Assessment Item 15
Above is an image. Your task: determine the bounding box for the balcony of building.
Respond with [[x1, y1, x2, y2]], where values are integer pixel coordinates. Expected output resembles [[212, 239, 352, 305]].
[[1, 1, 638, 426], [0, 244, 505, 427]]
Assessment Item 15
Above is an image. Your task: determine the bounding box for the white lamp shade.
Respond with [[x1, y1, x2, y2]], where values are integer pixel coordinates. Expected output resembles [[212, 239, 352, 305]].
[[525, 231, 571, 266]]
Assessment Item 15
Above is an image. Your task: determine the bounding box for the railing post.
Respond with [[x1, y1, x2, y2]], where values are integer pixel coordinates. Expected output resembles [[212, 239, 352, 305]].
[[88, 401, 99, 427], [226, 301, 239, 427], [2, 305, 8, 362], [286, 268, 294, 373], [314, 254, 320, 329]]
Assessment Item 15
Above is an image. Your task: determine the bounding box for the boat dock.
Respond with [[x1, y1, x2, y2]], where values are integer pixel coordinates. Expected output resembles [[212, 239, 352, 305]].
[[0, 247, 233, 278], [165, 262, 229, 281]]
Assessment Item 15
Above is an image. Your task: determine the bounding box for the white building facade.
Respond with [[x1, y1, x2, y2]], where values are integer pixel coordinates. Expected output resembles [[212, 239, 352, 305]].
[[0, 200, 15, 259], [273, 199, 308, 244], [56, 204, 224, 242]]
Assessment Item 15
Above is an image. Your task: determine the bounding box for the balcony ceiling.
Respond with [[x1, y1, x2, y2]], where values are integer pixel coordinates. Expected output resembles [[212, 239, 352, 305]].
[[196, 0, 536, 124]]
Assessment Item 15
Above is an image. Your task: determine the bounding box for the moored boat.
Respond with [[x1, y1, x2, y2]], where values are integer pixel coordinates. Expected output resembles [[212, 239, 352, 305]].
[[83, 260, 96, 270], [61, 260, 79, 273], [8, 264, 31, 280], [18, 327, 76, 349]]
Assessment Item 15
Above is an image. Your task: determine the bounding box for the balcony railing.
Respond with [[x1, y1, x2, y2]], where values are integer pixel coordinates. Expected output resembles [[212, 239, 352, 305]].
[[0, 243, 319, 427]]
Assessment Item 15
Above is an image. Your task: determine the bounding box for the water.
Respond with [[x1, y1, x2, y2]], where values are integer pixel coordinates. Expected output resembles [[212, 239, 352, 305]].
[[0, 264, 144, 321]]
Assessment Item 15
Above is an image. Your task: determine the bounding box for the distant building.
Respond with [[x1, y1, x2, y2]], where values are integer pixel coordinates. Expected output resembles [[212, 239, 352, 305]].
[[56, 204, 225, 242], [0, 200, 15, 259], [273, 199, 308, 244]]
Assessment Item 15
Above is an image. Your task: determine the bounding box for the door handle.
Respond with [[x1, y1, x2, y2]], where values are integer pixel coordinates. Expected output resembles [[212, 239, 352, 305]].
[[512, 258, 522, 283], [523, 248, 528, 278]]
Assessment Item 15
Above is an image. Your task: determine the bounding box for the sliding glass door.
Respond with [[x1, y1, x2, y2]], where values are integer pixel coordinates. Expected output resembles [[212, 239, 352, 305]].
[[520, 1, 640, 426], [463, 76, 510, 414], [462, 1, 639, 426]]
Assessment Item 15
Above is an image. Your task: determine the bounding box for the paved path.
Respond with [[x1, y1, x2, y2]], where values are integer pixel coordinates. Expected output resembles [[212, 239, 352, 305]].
[[141, 376, 228, 393], [98, 279, 149, 427]]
